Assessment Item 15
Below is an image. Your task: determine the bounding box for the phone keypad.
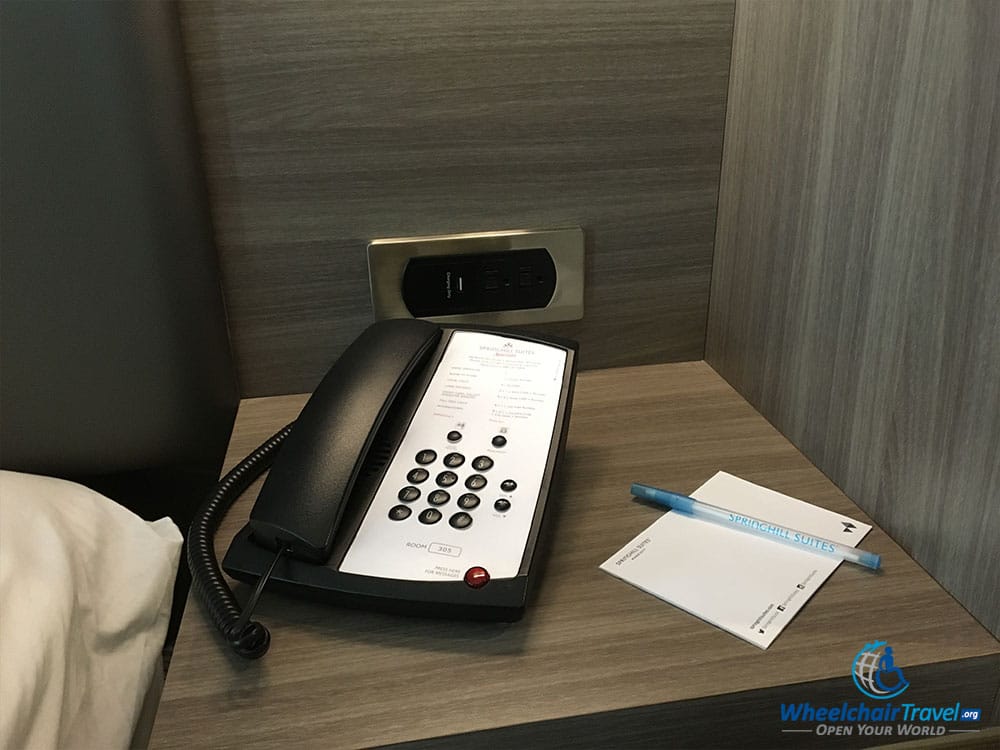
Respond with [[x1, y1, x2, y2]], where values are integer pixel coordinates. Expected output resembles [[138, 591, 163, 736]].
[[391, 433, 520, 531]]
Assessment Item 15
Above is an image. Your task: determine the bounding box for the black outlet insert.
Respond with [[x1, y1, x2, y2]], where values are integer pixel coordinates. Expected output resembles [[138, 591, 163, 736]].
[[401, 248, 556, 317]]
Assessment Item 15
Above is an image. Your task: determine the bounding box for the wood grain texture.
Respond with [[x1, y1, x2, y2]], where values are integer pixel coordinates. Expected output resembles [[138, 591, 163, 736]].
[[177, 0, 734, 396], [706, 0, 1000, 636], [392, 657, 1000, 749], [150, 363, 998, 748]]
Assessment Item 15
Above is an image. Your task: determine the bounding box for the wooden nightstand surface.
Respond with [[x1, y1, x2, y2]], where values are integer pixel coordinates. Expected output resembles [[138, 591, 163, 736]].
[[150, 362, 998, 748]]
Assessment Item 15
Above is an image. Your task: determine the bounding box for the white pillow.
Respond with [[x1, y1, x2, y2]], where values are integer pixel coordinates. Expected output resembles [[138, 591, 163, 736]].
[[0, 470, 182, 750]]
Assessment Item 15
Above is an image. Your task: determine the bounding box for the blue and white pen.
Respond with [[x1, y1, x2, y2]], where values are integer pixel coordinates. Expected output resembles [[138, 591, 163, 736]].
[[631, 482, 881, 570]]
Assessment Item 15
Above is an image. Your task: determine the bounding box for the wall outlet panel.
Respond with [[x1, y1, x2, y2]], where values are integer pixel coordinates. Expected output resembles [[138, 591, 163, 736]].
[[368, 228, 584, 326]]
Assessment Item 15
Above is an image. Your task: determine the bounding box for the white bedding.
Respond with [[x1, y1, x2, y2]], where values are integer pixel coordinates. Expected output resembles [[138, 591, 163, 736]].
[[0, 471, 182, 750]]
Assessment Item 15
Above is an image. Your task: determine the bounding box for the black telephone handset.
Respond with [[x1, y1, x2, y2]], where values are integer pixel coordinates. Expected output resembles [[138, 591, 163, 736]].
[[189, 318, 577, 659], [249, 319, 441, 563]]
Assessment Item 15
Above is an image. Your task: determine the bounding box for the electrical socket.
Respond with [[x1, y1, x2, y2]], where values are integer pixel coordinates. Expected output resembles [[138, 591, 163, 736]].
[[367, 227, 584, 326]]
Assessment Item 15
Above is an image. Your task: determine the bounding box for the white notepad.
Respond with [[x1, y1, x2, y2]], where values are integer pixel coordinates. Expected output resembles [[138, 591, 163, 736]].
[[600, 472, 872, 648]]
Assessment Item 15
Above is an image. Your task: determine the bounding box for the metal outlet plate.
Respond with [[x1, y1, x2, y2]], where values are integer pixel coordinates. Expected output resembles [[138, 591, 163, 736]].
[[367, 227, 584, 326]]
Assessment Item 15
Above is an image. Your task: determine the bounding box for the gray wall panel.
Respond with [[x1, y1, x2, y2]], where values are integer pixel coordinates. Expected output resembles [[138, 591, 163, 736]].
[[178, 0, 734, 396], [707, 0, 1000, 635]]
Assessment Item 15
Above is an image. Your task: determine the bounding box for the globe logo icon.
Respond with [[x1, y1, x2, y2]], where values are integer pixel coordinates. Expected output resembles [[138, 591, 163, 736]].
[[852, 641, 910, 700]]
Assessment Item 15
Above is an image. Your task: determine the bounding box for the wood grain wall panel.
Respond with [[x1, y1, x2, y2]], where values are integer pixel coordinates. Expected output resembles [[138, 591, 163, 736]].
[[178, 1, 734, 396], [707, 1, 1000, 635]]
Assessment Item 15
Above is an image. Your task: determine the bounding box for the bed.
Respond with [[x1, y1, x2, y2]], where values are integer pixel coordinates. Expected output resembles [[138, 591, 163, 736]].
[[0, 471, 182, 749]]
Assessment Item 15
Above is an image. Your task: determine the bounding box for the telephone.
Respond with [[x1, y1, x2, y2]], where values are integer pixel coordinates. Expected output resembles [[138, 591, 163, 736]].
[[188, 319, 577, 658]]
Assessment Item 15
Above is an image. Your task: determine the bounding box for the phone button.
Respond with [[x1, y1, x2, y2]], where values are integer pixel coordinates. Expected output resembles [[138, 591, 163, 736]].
[[428, 490, 450, 506], [436, 471, 458, 487], [465, 474, 487, 490], [407, 468, 429, 483], [464, 566, 490, 588], [447, 431, 463, 443], [471, 456, 493, 471], [443, 452, 465, 468], [415, 449, 437, 465], [388, 505, 412, 521], [418, 508, 442, 525], [398, 486, 421, 502], [500, 479, 517, 492], [449, 512, 473, 529], [494, 498, 511, 512], [457, 493, 480, 510], [491, 435, 507, 448]]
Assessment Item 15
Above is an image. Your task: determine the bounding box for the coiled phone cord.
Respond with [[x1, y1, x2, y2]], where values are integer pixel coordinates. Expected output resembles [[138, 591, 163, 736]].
[[187, 422, 295, 659]]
